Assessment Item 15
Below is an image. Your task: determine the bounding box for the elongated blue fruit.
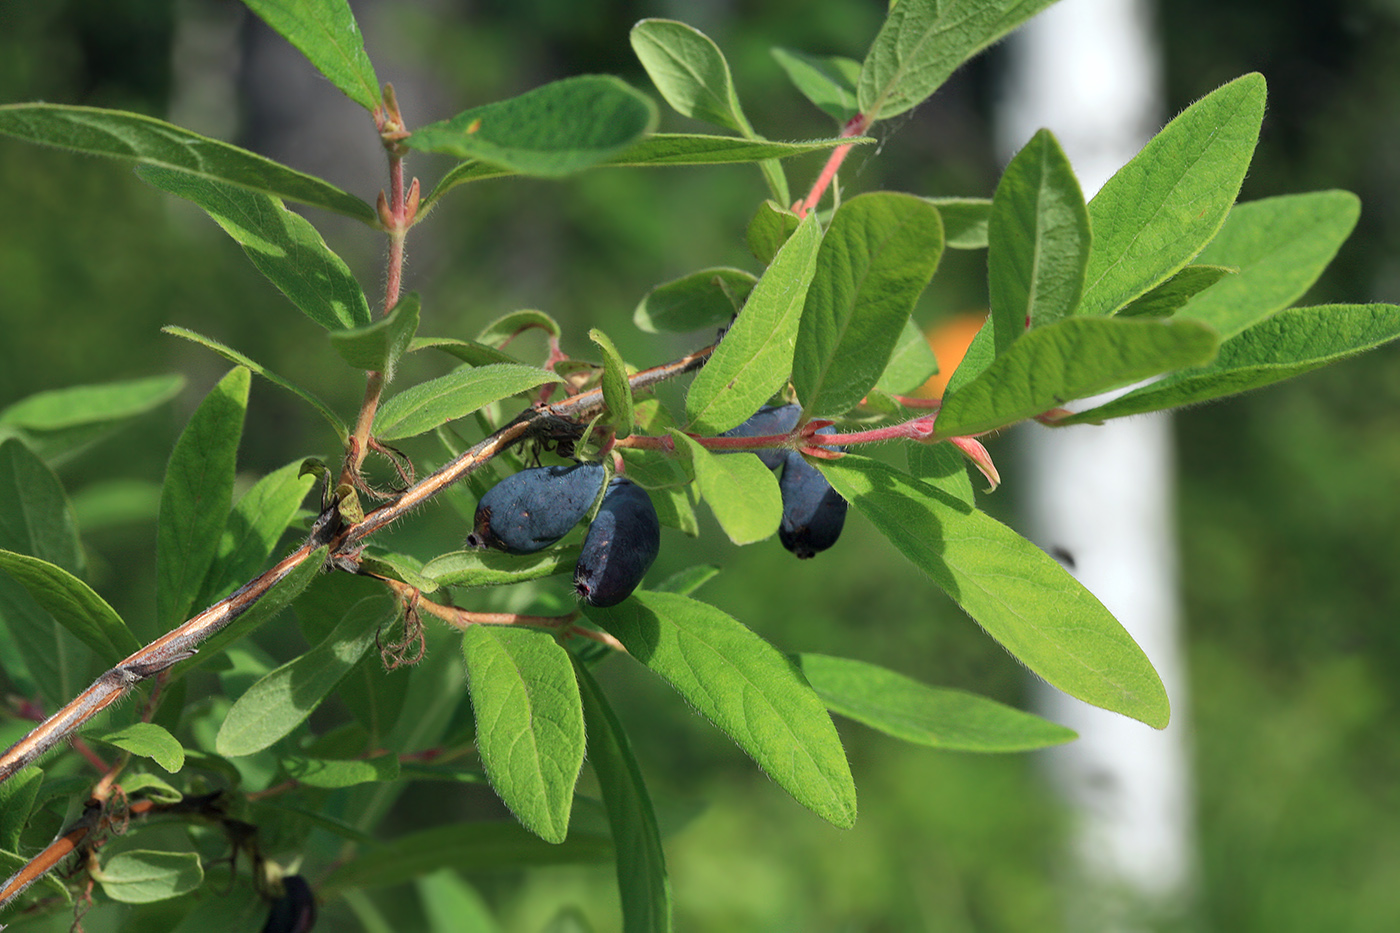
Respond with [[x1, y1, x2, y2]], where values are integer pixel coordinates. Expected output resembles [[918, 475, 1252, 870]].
[[778, 426, 847, 559], [467, 463, 606, 554], [720, 402, 801, 469], [575, 477, 660, 607], [261, 875, 316, 933]]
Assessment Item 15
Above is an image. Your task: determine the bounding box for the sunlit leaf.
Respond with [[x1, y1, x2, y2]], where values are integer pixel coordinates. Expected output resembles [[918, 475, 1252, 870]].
[[243, 0, 381, 112], [373, 364, 560, 441]]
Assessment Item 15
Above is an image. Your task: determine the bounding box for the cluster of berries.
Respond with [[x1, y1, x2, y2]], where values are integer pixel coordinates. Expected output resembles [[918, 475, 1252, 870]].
[[465, 404, 848, 607]]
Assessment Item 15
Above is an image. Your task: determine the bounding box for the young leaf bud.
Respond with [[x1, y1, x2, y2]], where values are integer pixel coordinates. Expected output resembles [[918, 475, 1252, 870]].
[[575, 477, 660, 607], [720, 402, 801, 469], [778, 427, 847, 559], [467, 463, 606, 555]]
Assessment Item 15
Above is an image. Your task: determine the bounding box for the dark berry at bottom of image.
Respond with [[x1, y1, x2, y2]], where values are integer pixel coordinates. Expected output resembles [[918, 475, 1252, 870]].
[[575, 477, 660, 607], [467, 462, 605, 554]]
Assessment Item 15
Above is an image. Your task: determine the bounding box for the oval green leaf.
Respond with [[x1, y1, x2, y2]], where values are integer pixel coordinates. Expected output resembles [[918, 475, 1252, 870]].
[[423, 546, 580, 589], [0, 375, 184, 433], [372, 363, 560, 441], [797, 653, 1077, 751], [93, 722, 185, 773], [816, 455, 1169, 728], [634, 267, 755, 334], [243, 0, 381, 112], [407, 75, 656, 177], [631, 19, 750, 134], [0, 103, 376, 223], [670, 432, 782, 546], [462, 625, 585, 844], [584, 590, 857, 827], [95, 850, 203, 904]]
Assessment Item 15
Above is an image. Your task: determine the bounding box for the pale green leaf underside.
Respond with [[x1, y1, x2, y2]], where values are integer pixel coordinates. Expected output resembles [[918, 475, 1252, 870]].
[[816, 456, 1169, 728], [772, 47, 861, 124], [1064, 303, 1400, 424], [634, 267, 755, 334], [95, 850, 203, 904], [407, 75, 656, 177], [243, 0, 381, 112], [0, 375, 184, 432], [797, 653, 1077, 751], [925, 197, 991, 249], [423, 547, 580, 588], [1079, 73, 1266, 317], [590, 328, 635, 437], [462, 626, 585, 844], [585, 590, 857, 827], [935, 317, 1218, 438], [0, 104, 376, 223], [372, 364, 560, 441]]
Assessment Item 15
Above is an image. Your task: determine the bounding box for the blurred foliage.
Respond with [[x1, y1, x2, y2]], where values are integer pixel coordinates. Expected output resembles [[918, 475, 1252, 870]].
[[2, 0, 1399, 930]]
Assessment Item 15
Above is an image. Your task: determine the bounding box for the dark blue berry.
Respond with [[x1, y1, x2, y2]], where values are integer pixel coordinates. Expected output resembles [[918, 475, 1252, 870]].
[[777, 426, 847, 559], [575, 478, 660, 607], [262, 875, 316, 933], [720, 403, 801, 469], [467, 463, 606, 555]]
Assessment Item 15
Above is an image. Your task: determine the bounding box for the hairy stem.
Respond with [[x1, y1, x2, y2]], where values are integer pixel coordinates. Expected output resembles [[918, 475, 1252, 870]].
[[796, 113, 869, 218]]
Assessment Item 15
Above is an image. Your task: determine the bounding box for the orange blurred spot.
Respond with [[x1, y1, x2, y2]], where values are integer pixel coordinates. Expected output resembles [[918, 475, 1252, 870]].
[[919, 312, 987, 398]]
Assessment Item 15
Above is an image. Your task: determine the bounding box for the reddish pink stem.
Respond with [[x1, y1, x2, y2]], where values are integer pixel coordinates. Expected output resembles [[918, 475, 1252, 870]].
[[796, 113, 869, 218]]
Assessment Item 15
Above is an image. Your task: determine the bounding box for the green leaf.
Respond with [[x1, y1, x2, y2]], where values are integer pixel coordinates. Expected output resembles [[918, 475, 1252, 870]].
[[590, 329, 635, 437], [686, 212, 822, 434], [195, 460, 316, 608], [631, 19, 750, 134], [1079, 73, 1267, 317], [423, 546, 580, 589], [1174, 190, 1362, 339], [419, 870, 501, 933], [215, 595, 393, 756], [407, 76, 656, 177], [670, 432, 782, 546], [156, 367, 248, 635], [633, 267, 755, 334], [604, 133, 871, 167], [0, 441, 88, 704], [934, 317, 1218, 438], [585, 591, 857, 827], [373, 363, 560, 441], [925, 197, 991, 249], [746, 200, 801, 266], [988, 129, 1090, 352], [329, 293, 421, 378], [858, 0, 1060, 121], [906, 441, 974, 507], [771, 47, 861, 123], [797, 653, 1077, 751], [162, 325, 348, 442], [653, 565, 720, 597], [794, 192, 944, 414], [0, 767, 42, 851], [94, 850, 203, 904], [1116, 265, 1235, 319], [0, 103, 376, 223], [476, 308, 562, 345], [284, 752, 400, 788], [577, 662, 673, 933], [0, 375, 183, 432], [943, 315, 995, 396], [70, 479, 163, 531], [139, 165, 371, 331], [242, 0, 381, 112], [411, 336, 524, 368], [321, 821, 612, 894], [816, 456, 1169, 728], [462, 626, 585, 844], [1065, 303, 1400, 424], [875, 318, 939, 395], [92, 722, 185, 773], [0, 549, 141, 664]]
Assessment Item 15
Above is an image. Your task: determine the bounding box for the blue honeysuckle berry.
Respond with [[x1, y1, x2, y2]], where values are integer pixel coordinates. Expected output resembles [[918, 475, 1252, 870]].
[[777, 425, 847, 559], [720, 402, 801, 469], [467, 462, 606, 555], [574, 477, 660, 607]]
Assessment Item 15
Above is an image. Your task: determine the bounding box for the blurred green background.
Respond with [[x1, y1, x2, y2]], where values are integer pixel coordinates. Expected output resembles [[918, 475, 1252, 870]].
[[2, 0, 1400, 930]]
